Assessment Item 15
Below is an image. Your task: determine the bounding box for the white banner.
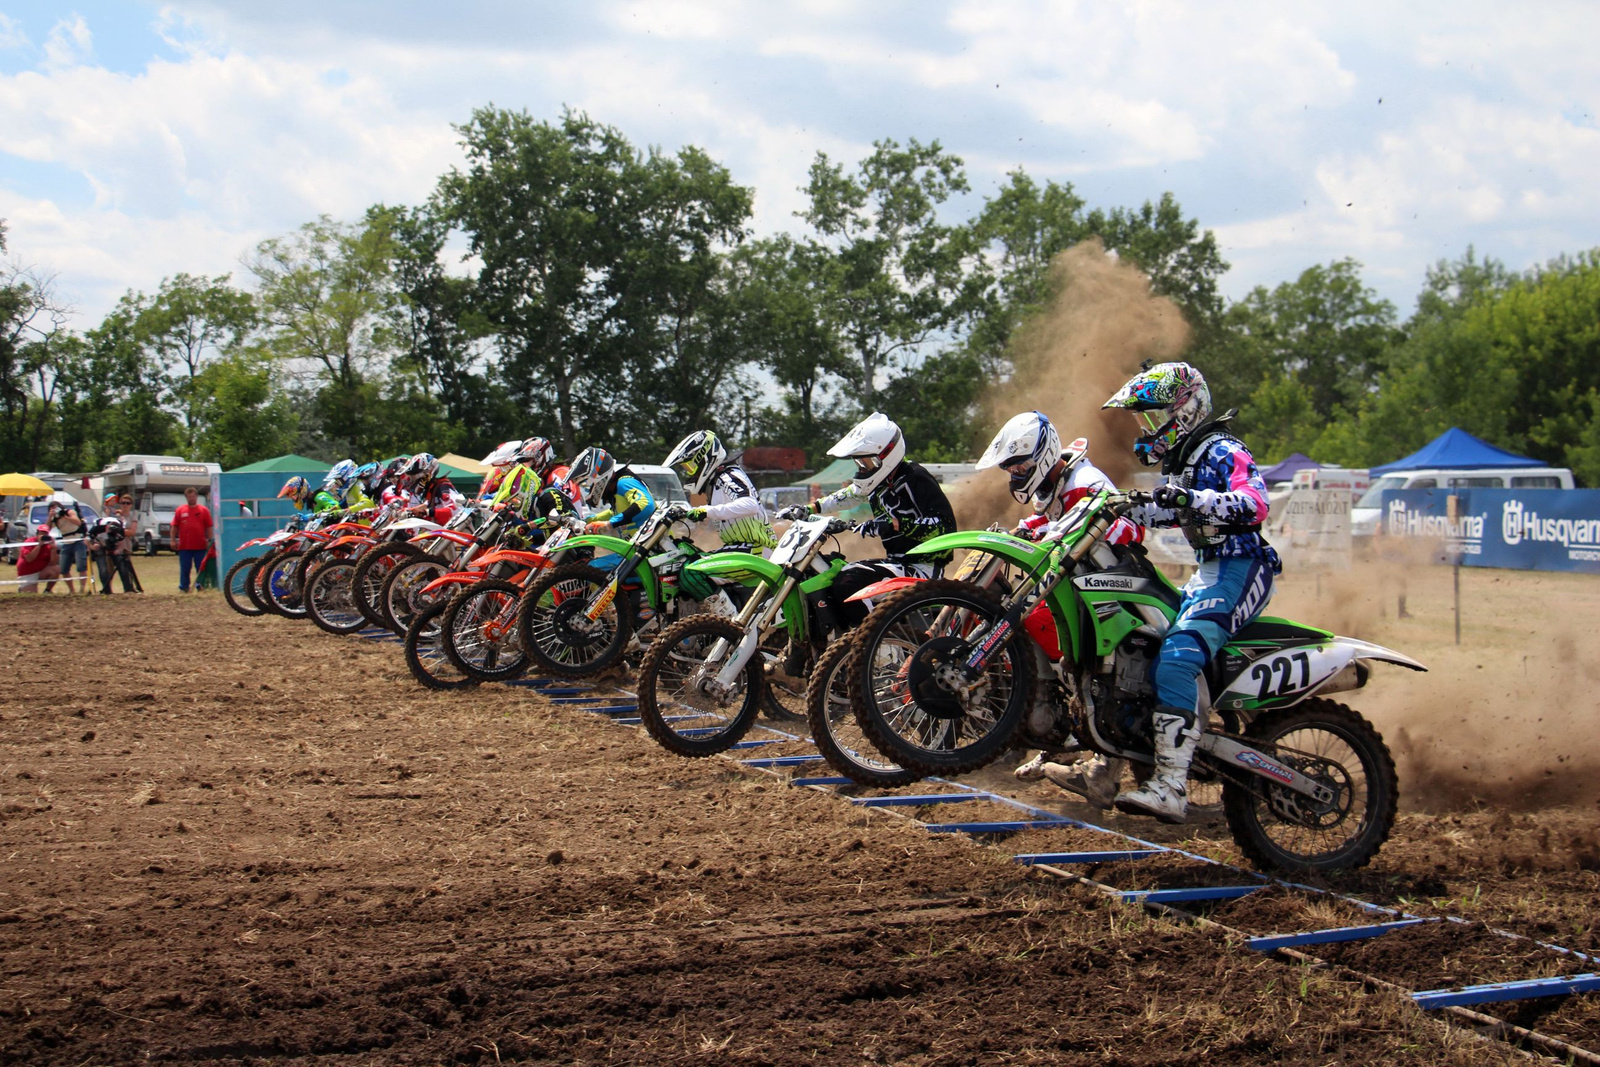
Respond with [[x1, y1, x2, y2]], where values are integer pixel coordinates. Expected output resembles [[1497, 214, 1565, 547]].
[[1269, 488, 1351, 570]]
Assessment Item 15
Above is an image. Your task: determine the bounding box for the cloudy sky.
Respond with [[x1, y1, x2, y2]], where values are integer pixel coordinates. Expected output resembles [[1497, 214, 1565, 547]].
[[2, 1, 1597, 325]]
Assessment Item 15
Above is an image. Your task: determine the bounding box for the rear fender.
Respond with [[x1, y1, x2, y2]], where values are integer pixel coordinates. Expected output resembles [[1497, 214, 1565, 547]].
[[1214, 635, 1427, 714], [328, 534, 375, 551]]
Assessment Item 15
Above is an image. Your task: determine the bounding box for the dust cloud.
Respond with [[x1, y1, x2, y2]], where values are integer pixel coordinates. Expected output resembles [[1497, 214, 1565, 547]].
[[948, 239, 1191, 528], [1271, 558, 1600, 812]]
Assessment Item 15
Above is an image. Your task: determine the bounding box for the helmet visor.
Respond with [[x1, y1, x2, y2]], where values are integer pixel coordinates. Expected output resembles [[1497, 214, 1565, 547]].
[[1001, 456, 1036, 502]]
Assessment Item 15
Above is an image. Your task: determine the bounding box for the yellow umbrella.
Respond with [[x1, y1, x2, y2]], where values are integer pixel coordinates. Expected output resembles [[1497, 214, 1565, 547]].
[[0, 473, 53, 497]]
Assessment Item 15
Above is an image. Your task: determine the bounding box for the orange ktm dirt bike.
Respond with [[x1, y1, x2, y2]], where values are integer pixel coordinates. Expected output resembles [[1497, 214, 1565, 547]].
[[845, 489, 1424, 873], [403, 517, 587, 690]]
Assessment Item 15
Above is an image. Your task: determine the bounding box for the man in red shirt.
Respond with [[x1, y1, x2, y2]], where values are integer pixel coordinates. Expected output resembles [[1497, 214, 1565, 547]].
[[172, 486, 214, 592]]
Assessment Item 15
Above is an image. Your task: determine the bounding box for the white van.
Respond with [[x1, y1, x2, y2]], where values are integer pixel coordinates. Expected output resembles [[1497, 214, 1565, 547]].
[[1351, 465, 1574, 537]]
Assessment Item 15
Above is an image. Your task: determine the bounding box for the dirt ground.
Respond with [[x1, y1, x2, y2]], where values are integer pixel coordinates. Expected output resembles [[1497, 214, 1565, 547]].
[[1, 566, 1596, 1064]]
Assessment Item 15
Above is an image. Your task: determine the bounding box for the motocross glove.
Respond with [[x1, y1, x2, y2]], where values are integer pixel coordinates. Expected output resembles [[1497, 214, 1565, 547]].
[[1152, 483, 1193, 510], [687, 507, 707, 521], [775, 505, 809, 521]]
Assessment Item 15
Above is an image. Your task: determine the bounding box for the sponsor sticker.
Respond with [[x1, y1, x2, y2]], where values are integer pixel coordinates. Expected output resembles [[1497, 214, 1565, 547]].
[[1235, 749, 1296, 785], [1073, 574, 1136, 592]]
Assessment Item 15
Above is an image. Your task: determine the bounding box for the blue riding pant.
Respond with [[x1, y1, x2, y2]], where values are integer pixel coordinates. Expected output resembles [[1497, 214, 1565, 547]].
[[1152, 556, 1275, 718]]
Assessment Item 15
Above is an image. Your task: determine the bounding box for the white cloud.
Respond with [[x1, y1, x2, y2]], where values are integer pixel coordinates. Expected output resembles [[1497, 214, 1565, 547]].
[[43, 15, 93, 69], [0, 14, 28, 51]]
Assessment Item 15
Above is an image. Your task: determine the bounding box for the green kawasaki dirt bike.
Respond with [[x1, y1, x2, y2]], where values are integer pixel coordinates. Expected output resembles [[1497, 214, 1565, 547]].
[[517, 504, 723, 678], [634, 512, 853, 757], [846, 488, 1426, 872]]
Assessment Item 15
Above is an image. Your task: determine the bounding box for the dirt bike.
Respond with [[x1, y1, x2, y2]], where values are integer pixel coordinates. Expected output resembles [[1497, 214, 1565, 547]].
[[805, 536, 1015, 787], [438, 519, 588, 682], [846, 488, 1424, 872], [224, 520, 308, 616], [402, 516, 586, 689], [634, 513, 852, 756], [259, 518, 347, 618], [380, 507, 506, 635], [516, 504, 729, 679]]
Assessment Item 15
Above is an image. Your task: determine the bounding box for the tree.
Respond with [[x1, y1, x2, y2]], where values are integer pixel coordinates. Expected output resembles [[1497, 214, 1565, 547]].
[[189, 352, 297, 469], [0, 226, 73, 471], [249, 214, 399, 457], [733, 236, 855, 458], [798, 138, 984, 409], [126, 273, 256, 445], [54, 309, 177, 471], [1218, 259, 1399, 459], [441, 107, 753, 456]]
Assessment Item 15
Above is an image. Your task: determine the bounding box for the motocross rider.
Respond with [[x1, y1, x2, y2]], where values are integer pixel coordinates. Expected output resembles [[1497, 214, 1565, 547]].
[[399, 453, 465, 525], [478, 440, 524, 500], [491, 437, 576, 545], [276, 475, 341, 520], [788, 412, 956, 630], [323, 459, 374, 513], [974, 410, 1144, 795], [663, 430, 777, 552], [1101, 362, 1281, 823], [568, 447, 656, 535]]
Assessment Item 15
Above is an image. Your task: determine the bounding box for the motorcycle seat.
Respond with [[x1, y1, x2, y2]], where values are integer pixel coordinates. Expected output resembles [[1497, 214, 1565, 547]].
[[1229, 616, 1331, 647]]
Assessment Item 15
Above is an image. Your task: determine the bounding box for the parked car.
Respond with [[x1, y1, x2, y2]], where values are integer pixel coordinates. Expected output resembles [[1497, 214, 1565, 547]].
[[1351, 465, 1575, 537], [626, 463, 690, 508], [3, 499, 101, 563]]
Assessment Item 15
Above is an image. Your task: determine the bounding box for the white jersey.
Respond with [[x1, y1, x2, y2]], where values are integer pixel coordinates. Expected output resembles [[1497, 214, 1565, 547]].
[[703, 466, 776, 548]]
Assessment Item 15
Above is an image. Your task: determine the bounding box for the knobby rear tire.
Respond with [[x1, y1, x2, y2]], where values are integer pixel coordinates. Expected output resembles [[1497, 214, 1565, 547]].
[[1220, 698, 1398, 873]]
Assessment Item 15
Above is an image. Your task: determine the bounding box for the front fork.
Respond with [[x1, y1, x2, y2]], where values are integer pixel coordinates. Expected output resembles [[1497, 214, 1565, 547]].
[[958, 515, 1111, 676], [707, 575, 797, 690]]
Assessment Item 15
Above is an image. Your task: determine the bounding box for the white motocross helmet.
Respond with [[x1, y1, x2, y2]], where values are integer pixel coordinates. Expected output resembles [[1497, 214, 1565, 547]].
[[977, 412, 1090, 503], [828, 412, 906, 496], [481, 439, 524, 468]]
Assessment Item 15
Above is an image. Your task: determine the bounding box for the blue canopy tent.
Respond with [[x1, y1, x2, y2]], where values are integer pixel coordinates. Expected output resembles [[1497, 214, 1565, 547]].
[[1259, 452, 1317, 484], [1371, 428, 1540, 475]]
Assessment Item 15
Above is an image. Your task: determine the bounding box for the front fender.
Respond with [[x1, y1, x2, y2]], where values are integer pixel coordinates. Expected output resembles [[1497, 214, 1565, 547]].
[[687, 551, 784, 589], [558, 532, 634, 556], [422, 572, 486, 595], [905, 529, 1052, 569]]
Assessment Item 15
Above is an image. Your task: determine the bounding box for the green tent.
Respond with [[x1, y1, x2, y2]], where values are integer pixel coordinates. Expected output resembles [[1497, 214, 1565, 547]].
[[437, 458, 484, 494], [225, 453, 332, 473], [809, 458, 857, 492]]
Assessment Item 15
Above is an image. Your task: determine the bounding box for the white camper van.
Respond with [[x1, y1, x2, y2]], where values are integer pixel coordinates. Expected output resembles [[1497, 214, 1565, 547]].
[[1351, 465, 1574, 538], [100, 455, 223, 555]]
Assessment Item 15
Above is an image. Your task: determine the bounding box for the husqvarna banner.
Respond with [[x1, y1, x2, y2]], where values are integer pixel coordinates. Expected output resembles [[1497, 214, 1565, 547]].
[[1381, 488, 1600, 573]]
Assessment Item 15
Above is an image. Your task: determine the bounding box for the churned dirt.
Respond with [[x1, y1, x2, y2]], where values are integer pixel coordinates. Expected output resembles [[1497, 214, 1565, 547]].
[[0, 591, 1593, 1064]]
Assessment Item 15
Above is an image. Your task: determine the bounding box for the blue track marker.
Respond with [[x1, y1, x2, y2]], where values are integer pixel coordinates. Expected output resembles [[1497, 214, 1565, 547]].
[[852, 792, 989, 807], [1015, 850, 1164, 865], [1123, 885, 1263, 904], [1248, 918, 1433, 953], [1413, 973, 1600, 1010]]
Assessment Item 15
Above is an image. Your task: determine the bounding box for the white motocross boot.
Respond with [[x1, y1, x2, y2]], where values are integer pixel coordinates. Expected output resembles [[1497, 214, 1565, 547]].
[[1043, 756, 1127, 810], [1114, 709, 1200, 824]]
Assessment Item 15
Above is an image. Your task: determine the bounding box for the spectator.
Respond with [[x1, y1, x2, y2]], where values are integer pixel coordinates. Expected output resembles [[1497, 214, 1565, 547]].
[[90, 497, 141, 594], [172, 486, 213, 593], [48, 497, 90, 594], [16, 524, 60, 594]]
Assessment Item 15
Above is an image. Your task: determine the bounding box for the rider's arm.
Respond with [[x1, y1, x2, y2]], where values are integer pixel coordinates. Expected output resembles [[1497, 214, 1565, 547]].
[[1186, 442, 1271, 524], [811, 484, 861, 515], [312, 490, 342, 513], [604, 478, 655, 528]]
